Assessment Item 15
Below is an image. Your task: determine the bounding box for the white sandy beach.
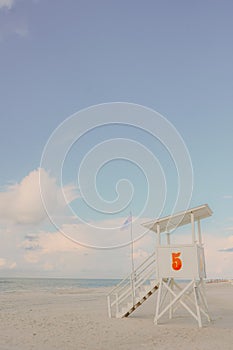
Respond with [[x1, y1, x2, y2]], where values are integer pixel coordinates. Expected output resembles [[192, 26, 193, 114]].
[[0, 282, 232, 350]]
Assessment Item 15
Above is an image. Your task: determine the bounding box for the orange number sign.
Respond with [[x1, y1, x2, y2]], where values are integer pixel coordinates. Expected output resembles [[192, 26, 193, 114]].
[[172, 252, 182, 271]]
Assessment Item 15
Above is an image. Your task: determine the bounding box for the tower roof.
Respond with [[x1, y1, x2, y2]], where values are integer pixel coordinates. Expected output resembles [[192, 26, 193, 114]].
[[142, 204, 212, 233]]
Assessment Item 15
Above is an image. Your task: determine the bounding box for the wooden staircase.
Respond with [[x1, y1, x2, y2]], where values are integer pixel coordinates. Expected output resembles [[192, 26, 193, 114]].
[[122, 282, 159, 317], [107, 253, 159, 318]]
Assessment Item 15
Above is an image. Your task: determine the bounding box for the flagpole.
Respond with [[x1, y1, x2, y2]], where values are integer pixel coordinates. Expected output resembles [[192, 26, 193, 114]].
[[130, 211, 136, 301], [130, 211, 135, 277]]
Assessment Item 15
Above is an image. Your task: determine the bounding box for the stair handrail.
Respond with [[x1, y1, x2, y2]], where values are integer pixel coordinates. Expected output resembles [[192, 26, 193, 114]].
[[107, 252, 157, 317], [114, 263, 156, 306], [134, 258, 156, 285], [107, 252, 156, 296], [134, 265, 156, 290]]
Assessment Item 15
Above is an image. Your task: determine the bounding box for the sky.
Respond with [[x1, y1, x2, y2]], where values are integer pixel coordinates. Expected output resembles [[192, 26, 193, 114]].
[[0, 0, 232, 279]]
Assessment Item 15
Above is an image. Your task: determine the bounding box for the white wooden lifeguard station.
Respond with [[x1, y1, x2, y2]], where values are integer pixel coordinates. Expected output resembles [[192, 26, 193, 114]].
[[107, 204, 212, 327]]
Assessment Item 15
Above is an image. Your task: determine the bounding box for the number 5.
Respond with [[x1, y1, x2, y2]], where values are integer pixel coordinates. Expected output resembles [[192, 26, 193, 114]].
[[172, 252, 182, 271]]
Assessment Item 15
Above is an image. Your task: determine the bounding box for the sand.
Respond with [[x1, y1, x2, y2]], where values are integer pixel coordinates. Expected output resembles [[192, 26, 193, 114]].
[[0, 282, 232, 350]]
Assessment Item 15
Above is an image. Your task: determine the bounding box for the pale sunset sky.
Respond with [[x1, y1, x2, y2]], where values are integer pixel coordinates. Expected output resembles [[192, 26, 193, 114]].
[[0, 0, 232, 278]]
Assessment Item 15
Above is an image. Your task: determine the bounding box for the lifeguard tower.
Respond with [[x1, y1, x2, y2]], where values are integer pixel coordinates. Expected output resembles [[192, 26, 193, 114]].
[[107, 204, 212, 328], [143, 203, 212, 327]]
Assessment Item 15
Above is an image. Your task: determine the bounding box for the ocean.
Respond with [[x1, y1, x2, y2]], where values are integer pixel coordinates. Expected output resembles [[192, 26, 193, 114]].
[[0, 277, 121, 293]]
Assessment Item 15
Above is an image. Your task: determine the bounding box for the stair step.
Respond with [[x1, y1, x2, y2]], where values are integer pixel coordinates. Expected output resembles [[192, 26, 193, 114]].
[[117, 283, 159, 318], [107, 252, 157, 318]]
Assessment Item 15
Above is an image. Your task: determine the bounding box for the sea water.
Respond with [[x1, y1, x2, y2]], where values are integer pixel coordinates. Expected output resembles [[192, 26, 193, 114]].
[[0, 277, 121, 293]]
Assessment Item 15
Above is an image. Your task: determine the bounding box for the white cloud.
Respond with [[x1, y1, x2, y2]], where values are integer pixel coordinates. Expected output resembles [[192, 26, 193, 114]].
[[0, 257, 16, 269], [9, 262, 17, 269], [223, 195, 233, 199], [204, 233, 233, 278], [19, 218, 156, 278], [1, 197, 232, 279], [17, 216, 233, 279], [43, 262, 54, 271], [23, 251, 40, 264], [14, 23, 28, 38], [0, 258, 6, 267], [0, 0, 15, 10], [0, 0, 32, 41], [0, 168, 79, 226], [21, 230, 81, 257]]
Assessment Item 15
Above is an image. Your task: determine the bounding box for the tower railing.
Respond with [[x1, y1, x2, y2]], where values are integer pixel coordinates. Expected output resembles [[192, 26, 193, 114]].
[[107, 252, 157, 318]]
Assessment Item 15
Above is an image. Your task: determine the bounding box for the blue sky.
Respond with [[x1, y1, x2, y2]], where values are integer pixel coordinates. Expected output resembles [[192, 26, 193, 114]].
[[0, 0, 232, 278]]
